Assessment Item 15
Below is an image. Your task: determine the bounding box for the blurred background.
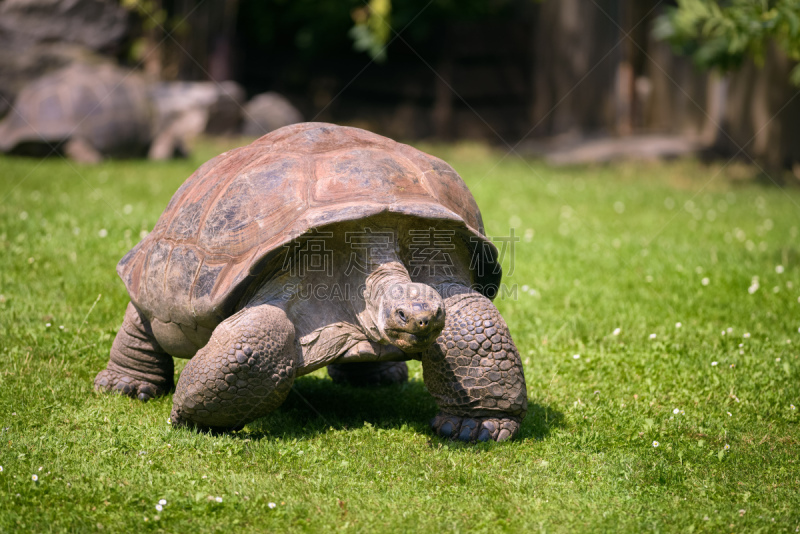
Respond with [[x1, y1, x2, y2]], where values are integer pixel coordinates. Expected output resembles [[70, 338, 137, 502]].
[[1, 0, 799, 172]]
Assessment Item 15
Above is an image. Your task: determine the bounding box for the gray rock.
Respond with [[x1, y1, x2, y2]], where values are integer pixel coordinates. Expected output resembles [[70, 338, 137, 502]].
[[242, 92, 303, 137], [0, 0, 129, 53]]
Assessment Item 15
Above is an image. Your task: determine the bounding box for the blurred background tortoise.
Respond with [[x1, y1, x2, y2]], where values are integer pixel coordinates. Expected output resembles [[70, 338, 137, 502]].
[[0, 62, 261, 163], [0, 62, 153, 163]]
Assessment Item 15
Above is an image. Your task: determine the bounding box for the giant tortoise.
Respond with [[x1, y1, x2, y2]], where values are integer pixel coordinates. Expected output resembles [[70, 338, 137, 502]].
[[0, 62, 152, 163], [94, 122, 528, 442], [0, 62, 246, 162]]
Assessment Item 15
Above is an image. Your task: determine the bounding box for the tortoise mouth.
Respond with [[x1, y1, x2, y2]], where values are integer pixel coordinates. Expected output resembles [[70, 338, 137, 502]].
[[385, 329, 440, 353]]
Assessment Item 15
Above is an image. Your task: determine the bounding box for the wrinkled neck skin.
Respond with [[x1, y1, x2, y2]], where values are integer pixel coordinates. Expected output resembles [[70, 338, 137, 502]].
[[356, 238, 413, 343]]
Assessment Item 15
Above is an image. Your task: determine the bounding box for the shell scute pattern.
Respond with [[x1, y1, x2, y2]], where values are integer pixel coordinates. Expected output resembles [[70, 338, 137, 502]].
[[267, 122, 392, 154], [312, 148, 430, 207], [198, 155, 307, 256]]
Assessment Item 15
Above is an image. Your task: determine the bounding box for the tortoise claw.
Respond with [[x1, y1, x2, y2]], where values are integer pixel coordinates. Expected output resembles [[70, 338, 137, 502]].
[[94, 369, 171, 401], [431, 412, 520, 443]]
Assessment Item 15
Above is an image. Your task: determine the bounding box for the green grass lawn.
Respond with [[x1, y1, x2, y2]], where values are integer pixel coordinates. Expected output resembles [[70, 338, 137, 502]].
[[1, 138, 799, 533]]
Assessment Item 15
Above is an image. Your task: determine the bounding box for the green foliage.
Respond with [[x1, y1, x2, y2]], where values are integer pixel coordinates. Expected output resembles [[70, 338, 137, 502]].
[[655, 0, 800, 84], [0, 141, 799, 531], [349, 0, 393, 63]]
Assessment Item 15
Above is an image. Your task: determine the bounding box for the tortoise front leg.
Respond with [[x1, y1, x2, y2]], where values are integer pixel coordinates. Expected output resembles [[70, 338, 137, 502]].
[[94, 302, 174, 401], [422, 285, 527, 442], [170, 303, 298, 432]]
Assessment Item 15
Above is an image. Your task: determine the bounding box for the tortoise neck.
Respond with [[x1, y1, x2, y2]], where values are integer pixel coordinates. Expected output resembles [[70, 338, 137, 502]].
[[355, 232, 412, 343]]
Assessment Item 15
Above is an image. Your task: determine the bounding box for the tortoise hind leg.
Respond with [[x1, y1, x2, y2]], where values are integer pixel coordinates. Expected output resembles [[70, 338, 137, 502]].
[[328, 362, 408, 386], [94, 302, 175, 401], [170, 303, 298, 432], [64, 137, 103, 164]]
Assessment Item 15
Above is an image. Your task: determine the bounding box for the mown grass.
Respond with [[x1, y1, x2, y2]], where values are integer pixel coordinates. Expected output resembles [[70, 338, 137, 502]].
[[0, 138, 798, 533]]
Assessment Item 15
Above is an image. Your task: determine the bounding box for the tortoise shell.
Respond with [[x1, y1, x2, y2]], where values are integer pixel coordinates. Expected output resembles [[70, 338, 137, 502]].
[[119, 123, 501, 329], [0, 63, 152, 157]]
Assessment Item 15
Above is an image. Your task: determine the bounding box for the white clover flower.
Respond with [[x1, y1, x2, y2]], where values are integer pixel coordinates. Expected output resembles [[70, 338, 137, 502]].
[[45, 323, 51, 327], [159, 499, 166, 506], [215, 496, 223, 503], [724, 444, 730, 450], [268, 502, 277, 509], [727, 327, 733, 334], [673, 408, 680, 415], [155, 504, 163, 512], [701, 277, 710, 286], [711, 361, 718, 366], [721, 330, 726, 336], [675, 322, 682, 328], [776, 265, 785, 274], [649, 333, 657, 340], [613, 328, 621, 336], [31, 474, 38, 481], [652, 441, 659, 448], [743, 332, 750, 338], [98, 229, 108, 238], [572, 354, 580, 360]]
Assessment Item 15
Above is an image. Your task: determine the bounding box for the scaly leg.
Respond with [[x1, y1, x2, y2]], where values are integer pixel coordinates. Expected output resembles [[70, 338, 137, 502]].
[[170, 303, 298, 431], [94, 302, 174, 401], [423, 285, 527, 442]]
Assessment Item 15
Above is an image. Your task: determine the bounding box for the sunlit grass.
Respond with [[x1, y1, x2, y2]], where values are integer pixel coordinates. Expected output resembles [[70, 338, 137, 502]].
[[0, 138, 798, 532]]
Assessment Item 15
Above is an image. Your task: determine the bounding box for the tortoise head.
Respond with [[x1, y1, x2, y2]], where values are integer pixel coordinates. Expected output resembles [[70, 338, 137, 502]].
[[377, 283, 445, 353]]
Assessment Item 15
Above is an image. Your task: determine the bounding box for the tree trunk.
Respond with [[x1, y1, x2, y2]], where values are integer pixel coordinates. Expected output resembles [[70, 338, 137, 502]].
[[529, 0, 621, 137], [717, 40, 800, 170]]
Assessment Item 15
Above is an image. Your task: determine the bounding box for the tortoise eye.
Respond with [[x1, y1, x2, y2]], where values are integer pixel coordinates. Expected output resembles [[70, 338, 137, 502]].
[[397, 309, 407, 322]]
